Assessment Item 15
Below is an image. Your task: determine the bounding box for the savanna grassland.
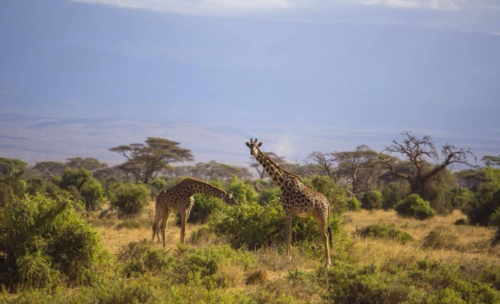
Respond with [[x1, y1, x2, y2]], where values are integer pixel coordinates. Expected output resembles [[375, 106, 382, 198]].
[[3, 198, 500, 304], [1, 136, 500, 303]]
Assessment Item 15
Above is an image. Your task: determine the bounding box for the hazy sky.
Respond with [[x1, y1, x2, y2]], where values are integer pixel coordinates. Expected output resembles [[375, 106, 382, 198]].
[[1, 0, 499, 164]]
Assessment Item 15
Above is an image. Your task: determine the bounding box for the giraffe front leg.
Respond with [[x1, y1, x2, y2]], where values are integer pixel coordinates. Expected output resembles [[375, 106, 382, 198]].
[[285, 214, 293, 262]]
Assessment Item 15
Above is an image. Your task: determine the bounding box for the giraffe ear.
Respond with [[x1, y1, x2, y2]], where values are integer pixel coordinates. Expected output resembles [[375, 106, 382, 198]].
[[258, 142, 262, 147], [245, 142, 250, 147]]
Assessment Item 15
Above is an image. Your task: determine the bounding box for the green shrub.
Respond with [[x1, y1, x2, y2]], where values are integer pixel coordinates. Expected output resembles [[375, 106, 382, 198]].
[[0, 193, 107, 290], [227, 175, 256, 205], [356, 223, 413, 244], [463, 183, 500, 226], [361, 191, 383, 210], [187, 180, 227, 224], [257, 186, 280, 206], [346, 197, 361, 211], [421, 228, 459, 250], [382, 182, 410, 210], [321, 259, 500, 304], [147, 178, 168, 200], [117, 241, 173, 277], [394, 194, 436, 220], [109, 183, 150, 217], [209, 201, 339, 250], [59, 168, 104, 210]]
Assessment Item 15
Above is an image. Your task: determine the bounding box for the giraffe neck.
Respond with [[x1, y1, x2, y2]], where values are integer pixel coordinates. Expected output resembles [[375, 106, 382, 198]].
[[254, 150, 289, 188], [183, 178, 228, 200]]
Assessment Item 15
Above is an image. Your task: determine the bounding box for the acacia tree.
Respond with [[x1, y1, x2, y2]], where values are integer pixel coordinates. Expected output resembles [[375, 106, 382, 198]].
[[335, 144, 381, 193], [110, 137, 193, 183], [381, 131, 478, 197], [250, 152, 287, 179], [66, 157, 108, 172], [306, 151, 338, 180], [191, 161, 252, 180], [482, 155, 500, 167], [31, 161, 66, 178]]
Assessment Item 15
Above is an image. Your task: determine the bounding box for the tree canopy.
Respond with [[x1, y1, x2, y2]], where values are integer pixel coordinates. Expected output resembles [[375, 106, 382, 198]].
[[381, 131, 478, 197], [110, 137, 193, 183]]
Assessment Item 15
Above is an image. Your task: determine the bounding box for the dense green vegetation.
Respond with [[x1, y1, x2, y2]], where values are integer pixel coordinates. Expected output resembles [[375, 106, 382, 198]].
[[1, 135, 500, 303]]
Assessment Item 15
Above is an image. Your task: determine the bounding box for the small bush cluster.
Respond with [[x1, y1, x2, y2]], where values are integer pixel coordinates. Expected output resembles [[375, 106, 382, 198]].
[[421, 228, 460, 250], [320, 259, 500, 304], [346, 197, 361, 211], [361, 191, 383, 210], [463, 183, 500, 226], [59, 168, 104, 211], [395, 194, 436, 220], [109, 183, 150, 217], [187, 180, 228, 224], [356, 223, 414, 244], [209, 201, 340, 250]]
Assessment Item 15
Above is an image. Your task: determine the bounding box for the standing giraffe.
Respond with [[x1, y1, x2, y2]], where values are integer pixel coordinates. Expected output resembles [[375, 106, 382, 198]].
[[246, 138, 332, 267], [152, 178, 236, 246]]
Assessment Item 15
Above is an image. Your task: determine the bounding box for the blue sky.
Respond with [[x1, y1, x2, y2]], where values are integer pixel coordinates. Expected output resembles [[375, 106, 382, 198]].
[[0, 0, 499, 165]]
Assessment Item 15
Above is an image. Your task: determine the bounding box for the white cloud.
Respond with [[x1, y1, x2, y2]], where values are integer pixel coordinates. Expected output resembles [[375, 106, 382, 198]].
[[70, 0, 292, 15], [69, 0, 500, 14], [341, 0, 500, 10]]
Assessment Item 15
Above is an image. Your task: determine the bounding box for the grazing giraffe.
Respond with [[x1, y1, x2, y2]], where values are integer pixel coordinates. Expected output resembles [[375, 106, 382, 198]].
[[246, 138, 332, 267], [152, 177, 236, 246]]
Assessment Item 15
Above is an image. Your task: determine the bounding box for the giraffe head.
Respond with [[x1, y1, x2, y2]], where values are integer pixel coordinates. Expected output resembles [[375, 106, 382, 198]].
[[224, 192, 237, 205], [245, 138, 262, 156]]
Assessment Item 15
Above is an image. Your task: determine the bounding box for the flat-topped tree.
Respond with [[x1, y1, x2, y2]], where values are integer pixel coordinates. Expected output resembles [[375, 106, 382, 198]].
[[381, 131, 478, 197], [110, 137, 193, 184], [246, 138, 332, 267], [482, 155, 500, 167], [66, 157, 108, 172]]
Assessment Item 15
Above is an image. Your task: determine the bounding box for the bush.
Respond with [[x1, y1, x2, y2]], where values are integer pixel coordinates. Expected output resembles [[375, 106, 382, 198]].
[[209, 201, 334, 249], [462, 183, 500, 226], [59, 168, 104, 210], [147, 178, 168, 200], [454, 218, 468, 226], [346, 197, 361, 211], [394, 194, 436, 220], [187, 180, 228, 224], [257, 187, 280, 206], [109, 183, 150, 217], [321, 259, 500, 304], [356, 224, 413, 244], [421, 228, 459, 250], [361, 191, 383, 210], [0, 193, 107, 290], [117, 241, 173, 277], [382, 182, 410, 210], [227, 175, 256, 205]]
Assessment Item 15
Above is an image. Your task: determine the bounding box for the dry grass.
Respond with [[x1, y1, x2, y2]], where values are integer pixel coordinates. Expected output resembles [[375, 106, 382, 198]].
[[344, 209, 500, 269], [92, 204, 500, 276]]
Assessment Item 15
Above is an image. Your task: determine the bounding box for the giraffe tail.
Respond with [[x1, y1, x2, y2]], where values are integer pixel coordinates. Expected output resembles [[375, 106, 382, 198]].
[[327, 225, 333, 247], [327, 203, 333, 247]]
